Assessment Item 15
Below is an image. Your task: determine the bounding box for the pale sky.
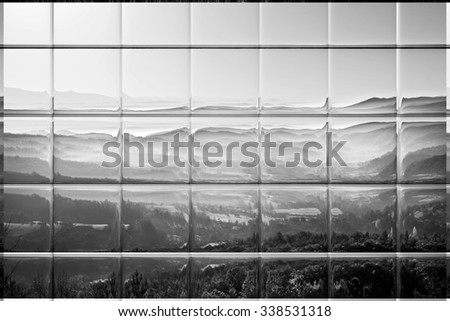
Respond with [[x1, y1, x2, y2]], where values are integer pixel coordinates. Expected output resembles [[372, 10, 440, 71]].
[[191, 3, 259, 45], [399, 3, 446, 45], [122, 117, 189, 137], [191, 117, 257, 133], [4, 49, 51, 93], [54, 49, 120, 98], [192, 49, 258, 106], [122, 49, 189, 100], [3, 3, 52, 45], [261, 3, 327, 45], [54, 117, 120, 136], [4, 117, 51, 135], [122, 3, 189, 45], [54, 3, 120, 45], [330, 3, 396, 45], [399, 49, 446, 98], [330, 49, 396, 107], [261, 49, 327, 107]]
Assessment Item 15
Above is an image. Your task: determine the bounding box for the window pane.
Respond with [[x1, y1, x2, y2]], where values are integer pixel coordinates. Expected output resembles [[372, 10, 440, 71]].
[[260, 117, 328, 183], [261, 49, 327, 114], [192, 49, 258, 114], [4, 256, 52, 298], [330, 118, 397, 183], [54, 3, 120, 45], [192, 185, 259, 252], [330, 49, 396, 114], [330, 186, 396, 252], [4, 49, 52, 112], [330, 3, 396, 45], [54, 186, 120, 252], [122, 50, 189, 113], [3, 3, 52, 45], [122, 117, 189, 183], [261, 186, 327, 252], [54, 49, 120, 112], [192, 257, 258, 298], [261, 3, 327, 45], [192, 117, 258, 183], [331, 257, 396, 298], [54, 257, 120, 298], [4, 185, 52, 252], [399, 50, 446, 115], [262, 257, 328, 298], [399, 3, 446, 45], [191, 3, 259, 45], [398, 118, 446, 184], [122, 3, 189, 45], [3, 117, 52, 183], [400, 257, 446, 298], [54, 117, 121, 183], [122, 257, 189, 298], [399, 186, 446, 252]]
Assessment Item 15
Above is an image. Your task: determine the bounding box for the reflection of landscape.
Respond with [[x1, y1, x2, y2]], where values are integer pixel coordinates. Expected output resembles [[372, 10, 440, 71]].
[[122, 119, 189, 183], [332, 259, 395, 298], [447, 258, 450, 298], [261, 119, 327, 182], [399, 187, 446, 252], [4, 257, 51, 298], [193, 187, 258, 251], [122, 258, 188, 298], [192, 119, 258, 183], [400, 258, 446, 298], [3, 118, 51, 183], [261, 187, 327, 252], [331, 97, 396, 114], [400, 96, 446, 114], [4, 187, 51, 252], [399, 121, 446, 183], [262, 259, 327, 298], [54, 257, 119, 298], [192, 258, 258, 298], [54, 187, 120, 252], [122, 186, 189, 251], [331, 187, 396, 252], [331, 120, 396, 183], [54, 119, 120, 183]]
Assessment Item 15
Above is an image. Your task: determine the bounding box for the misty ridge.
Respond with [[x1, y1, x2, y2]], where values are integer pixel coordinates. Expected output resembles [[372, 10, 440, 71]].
[[261, 123, 327, 182], [331, 121, 396, 183], [3, 128, 52, 183], [123, 127, 190, 183], [54, 128, 121, 183], [399, 121, 446, 183]]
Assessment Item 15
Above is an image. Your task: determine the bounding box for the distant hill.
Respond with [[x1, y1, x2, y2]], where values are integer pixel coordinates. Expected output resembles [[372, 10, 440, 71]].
[[400, 96, 446, 114], [331, 97, 396, 114]]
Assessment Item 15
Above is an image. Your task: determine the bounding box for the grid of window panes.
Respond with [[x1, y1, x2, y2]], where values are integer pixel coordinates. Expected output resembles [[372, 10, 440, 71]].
[[1, 3, 449, 299]]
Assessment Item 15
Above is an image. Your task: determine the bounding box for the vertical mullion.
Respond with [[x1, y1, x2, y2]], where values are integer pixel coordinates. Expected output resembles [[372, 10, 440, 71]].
[[187, 2, 193, 299], [118, 2, 124, 300], [50, 1, 55, 300]]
